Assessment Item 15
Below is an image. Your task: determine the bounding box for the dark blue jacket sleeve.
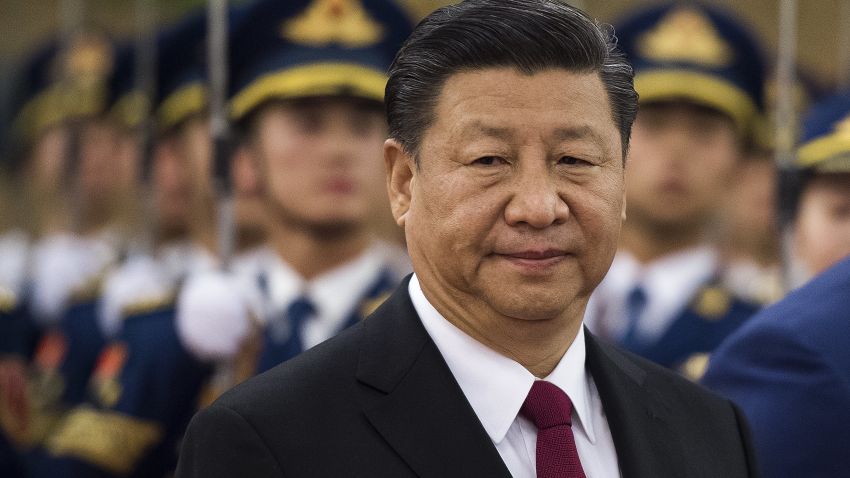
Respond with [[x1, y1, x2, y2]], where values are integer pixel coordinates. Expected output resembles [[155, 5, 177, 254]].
[[703, 321, 850, 478]]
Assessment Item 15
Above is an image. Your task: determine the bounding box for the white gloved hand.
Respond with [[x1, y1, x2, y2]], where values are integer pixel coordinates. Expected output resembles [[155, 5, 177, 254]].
[[176, 270, 257, 362]]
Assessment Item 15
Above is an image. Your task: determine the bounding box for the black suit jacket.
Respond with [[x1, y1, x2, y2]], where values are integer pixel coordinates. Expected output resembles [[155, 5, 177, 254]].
[[177, 277, 759, 477]]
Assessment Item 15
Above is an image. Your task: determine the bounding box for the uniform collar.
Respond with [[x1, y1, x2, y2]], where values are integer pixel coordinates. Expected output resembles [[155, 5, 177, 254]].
[[158, 241, 218, 281], [590, 245, 719, 339], [265, 244, 386, 327]]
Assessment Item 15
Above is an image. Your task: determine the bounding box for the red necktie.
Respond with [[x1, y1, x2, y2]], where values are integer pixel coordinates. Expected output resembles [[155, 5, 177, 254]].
[[520, 380, 587, 478]]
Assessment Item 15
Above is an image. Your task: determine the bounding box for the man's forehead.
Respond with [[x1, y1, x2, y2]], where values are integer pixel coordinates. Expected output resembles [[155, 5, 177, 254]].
[[430, 68, 614, 137], [456, 119, 608, 144], [439, 67, 603, 101]]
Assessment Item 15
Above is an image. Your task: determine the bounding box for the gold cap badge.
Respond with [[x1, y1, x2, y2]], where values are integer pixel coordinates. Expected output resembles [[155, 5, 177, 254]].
[[58, 32, 114, 88], [282, 0, 384, 48], [637, 8, 733, 68]]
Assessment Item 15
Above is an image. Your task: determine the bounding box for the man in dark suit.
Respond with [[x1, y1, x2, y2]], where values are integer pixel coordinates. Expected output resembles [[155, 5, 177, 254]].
[[177, 1, 759, 476]]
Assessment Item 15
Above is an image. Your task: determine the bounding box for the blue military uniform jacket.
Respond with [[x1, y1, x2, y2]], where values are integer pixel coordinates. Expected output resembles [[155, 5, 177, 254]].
[[0, 288, 38, 360], [30, 252, 215, 478], [256, 267, 398, 373], [587, 249, 761, 380], [625, 280, 760, 379], [20, 274, 109, 456], [703, 255, 850, 478], [0, 284, 36, 478]]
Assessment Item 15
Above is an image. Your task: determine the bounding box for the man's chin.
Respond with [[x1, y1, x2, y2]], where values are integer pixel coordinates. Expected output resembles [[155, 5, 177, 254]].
[[279, 214, 362, 239], [477, 280, 579, 321], [267, 199, 364, 236], [635, 207, 706, 231]]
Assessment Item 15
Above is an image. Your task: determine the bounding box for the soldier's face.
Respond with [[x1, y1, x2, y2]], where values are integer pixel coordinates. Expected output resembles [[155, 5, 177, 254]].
[[793, 173, 850, 276], [723, 153, 778, 245], [386, 67, 625, 326], [153, 136, 192, 237], [78, 119, 121, 204], [626, 102, 739, 231], [250, 98, 387, 234], [29, 127, 69, 197]]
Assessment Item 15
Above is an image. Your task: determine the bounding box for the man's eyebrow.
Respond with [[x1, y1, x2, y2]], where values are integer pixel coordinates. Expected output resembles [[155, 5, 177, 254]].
[[460, 121, 514, 139], [458, 122, 608, 149], [552, 125, 604, 144]]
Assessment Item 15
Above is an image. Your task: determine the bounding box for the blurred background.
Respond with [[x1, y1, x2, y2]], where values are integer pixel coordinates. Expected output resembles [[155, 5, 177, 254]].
[[1, 0, 849, 91], [0, 1, 849, 477]]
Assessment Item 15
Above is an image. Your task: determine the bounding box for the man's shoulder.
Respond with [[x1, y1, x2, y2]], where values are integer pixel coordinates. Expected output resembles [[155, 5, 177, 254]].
[[213, 321, 366, 419], [717, 258, 850, 362], [588, 332, 756, 476], [590, 333, 735, 409]]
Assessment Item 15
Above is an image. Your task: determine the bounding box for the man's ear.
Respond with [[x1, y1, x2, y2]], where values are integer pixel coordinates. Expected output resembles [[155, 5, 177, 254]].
[[384, 138, 414, 228]]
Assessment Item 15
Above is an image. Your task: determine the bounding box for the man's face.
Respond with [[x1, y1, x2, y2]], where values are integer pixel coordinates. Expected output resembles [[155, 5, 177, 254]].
[[793, 173, 850, 276], [250, 98, 387, 233], [30, 126, 70, 198], [626, 102, 739, 230], [392, 68, 625, 322], [231, 144, 268, 248]]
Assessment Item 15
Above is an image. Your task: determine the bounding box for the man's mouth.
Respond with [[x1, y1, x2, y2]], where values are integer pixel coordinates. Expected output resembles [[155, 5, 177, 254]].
[[493, 249, 570, 272], [501, 249, 567, 260]]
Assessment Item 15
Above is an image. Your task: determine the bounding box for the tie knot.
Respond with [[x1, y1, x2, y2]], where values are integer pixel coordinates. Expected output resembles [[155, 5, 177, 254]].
[[287, 296, 316, 327], [520, 381, 573, 430], [627, 285, 647, 309]]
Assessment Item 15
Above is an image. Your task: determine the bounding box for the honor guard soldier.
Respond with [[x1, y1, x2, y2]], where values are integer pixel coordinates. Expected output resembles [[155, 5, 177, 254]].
[[177, 0, 415, 379], [25, 13, 226, 478], [1, 39, 70, 477], [0, 33, 128, 464], [783, 92, 850, 284], [718, 71, 826, 305], [584, 4, 764, 379], [703, 92, 850, 478], [0, 49, 38, 478]]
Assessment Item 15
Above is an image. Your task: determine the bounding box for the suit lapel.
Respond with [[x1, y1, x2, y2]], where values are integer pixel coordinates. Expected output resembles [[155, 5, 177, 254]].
[[585, 331, 689, 478], [356, 277, 512, 478]]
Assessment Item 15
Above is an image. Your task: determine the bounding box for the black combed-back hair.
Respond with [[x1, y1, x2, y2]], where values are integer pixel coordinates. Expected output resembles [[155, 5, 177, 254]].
[[386, 0, 638, 161]]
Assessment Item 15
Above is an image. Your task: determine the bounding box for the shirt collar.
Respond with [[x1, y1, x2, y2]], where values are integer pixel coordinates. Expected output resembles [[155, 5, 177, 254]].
[[265, 244, 386, 326], [598, 246, 718, 315], [409, 274, 596, 445], [158, 242, 218, 281], [643, 245, 718, 298], [309, 245, 384, 327]]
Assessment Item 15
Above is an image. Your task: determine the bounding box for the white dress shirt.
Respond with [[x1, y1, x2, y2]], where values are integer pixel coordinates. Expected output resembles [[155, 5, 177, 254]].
[[409, 275, 621, 478], [263, 244, 388, 348], [585, 246, 718, 343]]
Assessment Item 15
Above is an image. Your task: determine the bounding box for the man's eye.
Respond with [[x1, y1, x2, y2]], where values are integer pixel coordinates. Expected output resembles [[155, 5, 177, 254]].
[[472, 156, 506, 166], [559, 156, 590, 166]]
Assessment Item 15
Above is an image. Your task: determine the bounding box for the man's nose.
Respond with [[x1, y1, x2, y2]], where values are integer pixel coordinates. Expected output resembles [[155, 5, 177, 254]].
[[503, 161, 569, 229], [660, 125, 694, 166]]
